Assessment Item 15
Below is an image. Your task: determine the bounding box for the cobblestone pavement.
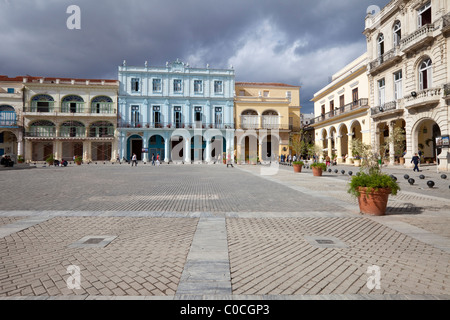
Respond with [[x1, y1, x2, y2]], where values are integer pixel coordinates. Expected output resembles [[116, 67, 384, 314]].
[[0, 163, 449, 300]]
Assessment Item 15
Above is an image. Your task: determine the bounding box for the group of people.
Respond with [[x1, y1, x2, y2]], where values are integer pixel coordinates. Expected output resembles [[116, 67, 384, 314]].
[[130, 153, 160, 166], [1, 155, 14, 167]]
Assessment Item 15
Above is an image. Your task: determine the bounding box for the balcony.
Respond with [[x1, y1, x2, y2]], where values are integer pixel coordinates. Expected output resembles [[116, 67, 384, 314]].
[[0, 111, 19, 128], [400, 24, 435, 54], [118, 121, 234, 130], [311, 98, 369, 126], [239, 115, 287, 130], [368, 48, 401, 75], [24, 102, 116, 115], [404, 87, 442, 109], [371, 101, 402, 118]]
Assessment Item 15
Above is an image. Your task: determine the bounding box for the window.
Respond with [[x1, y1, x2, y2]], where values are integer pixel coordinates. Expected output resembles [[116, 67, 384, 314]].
[[378, 79, 385, 106], [263, 91, 269, 97], [174, 106, 182, 128], [194, 80, 203, 93], [377, 34, 385, 57], [194, 106, 202, 123], [131, 78, 140, 92], [173, 79, 182, 93], [352, 88, 359, 105], [321, 105, 325, 116], [339, 95, 345, 108], [330, 100, 334, 115], [153, 106, 161, 127], [286, 91, 292, 101], [419, 58, 432, 90], [418, 2, 431, 27], [214, 81, 223, 94], [394, 70, 403, 99], [215, 107, 223, 127], [393, 21, 401, 46], [152, 79, 162, 92], [239, 90, 245, 96], [7, 88, 14, 94], [131, 105, 140, 126]]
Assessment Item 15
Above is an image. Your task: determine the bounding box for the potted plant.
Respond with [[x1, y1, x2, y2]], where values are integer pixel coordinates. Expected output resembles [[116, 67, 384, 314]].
[[310, 162, 326, 176], [74, 155, 82, 165], [45, 154, 55, 166], [347, 140, 400, 216], [17, 155, 24, 164], [293, 161, 304, 173]]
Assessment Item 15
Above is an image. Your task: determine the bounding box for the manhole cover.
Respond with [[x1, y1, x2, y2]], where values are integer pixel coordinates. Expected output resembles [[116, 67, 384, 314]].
[[315, 239, 335, 245], [68, 235, 117, 248], [304, 236, 348, 248], [83, 238, 105, 244]]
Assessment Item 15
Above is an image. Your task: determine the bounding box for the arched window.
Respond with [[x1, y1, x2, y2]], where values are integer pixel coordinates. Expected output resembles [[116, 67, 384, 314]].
[[0, 105, 16, 127], [60, 121, 86, 138], [89, 121, 114, 137], [30, 94, 54, 112], [29, 120, 55, 137], [393, 21, 401, 46], [61, 95, 84, 113], [377, 34, 385, 57], [419, 58, 432, 90], [91, 96, 113, 114]]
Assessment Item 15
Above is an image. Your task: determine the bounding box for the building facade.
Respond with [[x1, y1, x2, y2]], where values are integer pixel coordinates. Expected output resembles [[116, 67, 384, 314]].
[[364, 0, 450, 170], [117, 60, 235, 163], [311, 53, 371, 164], [0, 76, 24, 161], [234, 82, 301, 163], [22, 76, 119, 163]]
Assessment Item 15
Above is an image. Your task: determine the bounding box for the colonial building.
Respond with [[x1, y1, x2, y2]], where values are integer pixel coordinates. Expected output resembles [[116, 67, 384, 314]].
[[364, 0, 450, 170], [311, 53, 371, 164], [0, 76, 24, 161], [117, 60, 235, 163], [22, 76, 119, 163], [234, 82, 301, 163]]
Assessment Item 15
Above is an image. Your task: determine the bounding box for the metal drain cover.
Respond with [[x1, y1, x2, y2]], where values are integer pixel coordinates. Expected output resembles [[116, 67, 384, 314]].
[[304, 236, 348, 248], [68, 235, 117, 248]]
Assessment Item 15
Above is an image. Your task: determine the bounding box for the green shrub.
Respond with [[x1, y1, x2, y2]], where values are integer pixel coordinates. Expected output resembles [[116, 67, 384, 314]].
[[348, 172, 400, 197], [293, 161, 304, 166], [310, 162, 326, 171]]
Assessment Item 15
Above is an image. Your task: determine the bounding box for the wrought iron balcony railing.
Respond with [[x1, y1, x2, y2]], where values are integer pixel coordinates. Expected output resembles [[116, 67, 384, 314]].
[[118, 121, 234, 129], [311, 98, 369, 125], [371, 101, 397, 116]]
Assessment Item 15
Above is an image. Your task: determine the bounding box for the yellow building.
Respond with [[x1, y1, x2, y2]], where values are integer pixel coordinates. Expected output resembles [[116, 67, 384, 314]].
[[234, 82, 301, 163], [310, 53, 372, 164], [22, 76, 119, 163]]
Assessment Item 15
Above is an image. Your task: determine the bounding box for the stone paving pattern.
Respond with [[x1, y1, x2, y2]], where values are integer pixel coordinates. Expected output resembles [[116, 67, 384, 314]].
[[0, 162, 449, 299]]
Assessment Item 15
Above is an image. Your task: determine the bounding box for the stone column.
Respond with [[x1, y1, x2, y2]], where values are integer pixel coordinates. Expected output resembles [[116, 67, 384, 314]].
[[336, 135, 343, 163], [327, 136, 333, 159], [142, 132, 149, 162], [389, 121, 395, 165], [347, 133, 354, 164], [164, 132, 170, 163], [205, 138, 212, 163]]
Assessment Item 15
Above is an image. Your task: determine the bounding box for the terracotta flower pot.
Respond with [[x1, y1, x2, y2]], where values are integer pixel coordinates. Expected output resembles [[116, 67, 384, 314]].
[[357, 187, 391, 216], [312, 167, 323, 176], [293, 164, 302, 173]]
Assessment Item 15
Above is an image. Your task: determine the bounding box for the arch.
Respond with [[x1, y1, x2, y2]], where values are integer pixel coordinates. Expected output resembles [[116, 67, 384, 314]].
[[127, 134, 143, 161], [60, 121, 86, 138], [91, 95, 114, 114], [62, 95, 84, 102], [262, 109, 279, 116], [240, 109, 258, 116], [89, 121, 114, 137], [31, 94, 54, 102], [29, 120, 56, 137], [0, 105, 17, 127], [393, 20, 401, 46], [411, 118, 442, 163], [91, 95, 113, 103]]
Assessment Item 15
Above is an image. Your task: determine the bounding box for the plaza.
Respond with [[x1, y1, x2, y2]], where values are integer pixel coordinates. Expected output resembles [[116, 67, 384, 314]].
[[0, 162, 449, 300]]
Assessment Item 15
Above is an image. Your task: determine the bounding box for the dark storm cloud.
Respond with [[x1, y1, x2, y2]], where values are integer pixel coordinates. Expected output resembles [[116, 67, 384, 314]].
[[0, 0, 390, 112]]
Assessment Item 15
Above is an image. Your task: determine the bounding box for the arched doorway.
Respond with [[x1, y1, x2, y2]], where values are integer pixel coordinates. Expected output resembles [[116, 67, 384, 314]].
[[127, 135, 143, 161], [339, 124, 349, 163], [149, 134, 165, 161], [416, 119, 441, 164]]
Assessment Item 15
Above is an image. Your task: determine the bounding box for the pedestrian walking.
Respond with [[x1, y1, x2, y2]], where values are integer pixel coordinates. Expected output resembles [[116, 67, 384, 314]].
[[151, 153, 155, 166], [156, 154, 160, 165], [131, 153, 138, 166], [411, 153, 420, 172]]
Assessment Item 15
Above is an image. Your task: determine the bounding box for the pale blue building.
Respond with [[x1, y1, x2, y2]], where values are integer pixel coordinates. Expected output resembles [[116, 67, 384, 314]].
[[117, 59, 235, 163]]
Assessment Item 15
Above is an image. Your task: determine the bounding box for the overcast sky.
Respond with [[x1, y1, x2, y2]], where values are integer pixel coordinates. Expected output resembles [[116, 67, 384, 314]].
[[0, 0, 390, 113]]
